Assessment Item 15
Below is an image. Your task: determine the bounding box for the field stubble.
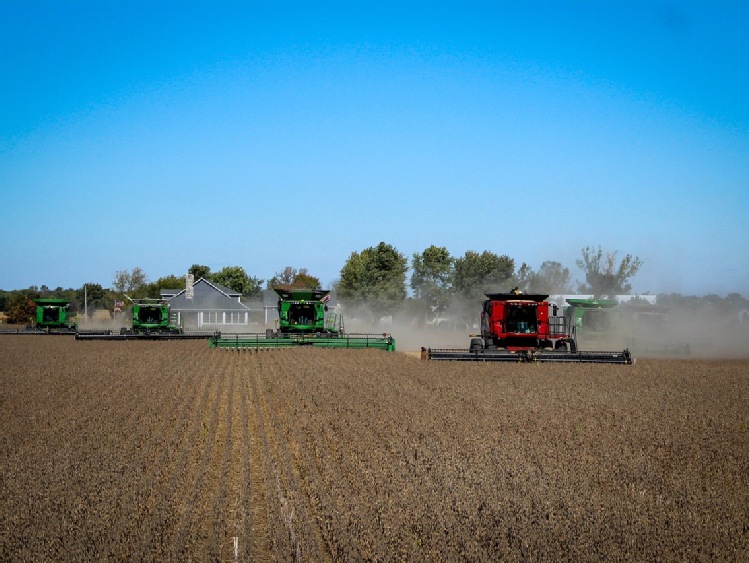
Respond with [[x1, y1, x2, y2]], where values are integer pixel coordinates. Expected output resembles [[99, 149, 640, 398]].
[[1, 338, 747, 561]]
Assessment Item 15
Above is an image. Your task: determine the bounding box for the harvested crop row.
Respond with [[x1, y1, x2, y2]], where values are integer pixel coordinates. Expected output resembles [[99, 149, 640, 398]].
[[2, 339, 748, 560]]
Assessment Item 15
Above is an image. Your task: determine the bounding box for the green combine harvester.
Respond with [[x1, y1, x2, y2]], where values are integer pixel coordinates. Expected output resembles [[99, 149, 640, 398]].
[[0, 298, 110, 336], [209, 288, 396, 351], [75, 297, 213, 340], [564, 298, 689, 357], [34, 298, 77, 332], [563, 298, 621, 348]]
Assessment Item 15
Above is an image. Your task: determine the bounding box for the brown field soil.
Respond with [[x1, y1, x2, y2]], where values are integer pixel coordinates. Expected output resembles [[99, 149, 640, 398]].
[[1, 338, 748, 561]]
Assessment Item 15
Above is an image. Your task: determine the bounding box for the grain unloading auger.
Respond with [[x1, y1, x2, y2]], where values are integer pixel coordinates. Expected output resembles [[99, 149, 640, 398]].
[[422, 291, 632, 364], [209, 288, 396, 351]]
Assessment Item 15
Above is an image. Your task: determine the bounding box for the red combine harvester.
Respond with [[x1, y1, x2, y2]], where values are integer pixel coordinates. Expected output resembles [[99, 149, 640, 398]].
[[423, 291, 632, 364]]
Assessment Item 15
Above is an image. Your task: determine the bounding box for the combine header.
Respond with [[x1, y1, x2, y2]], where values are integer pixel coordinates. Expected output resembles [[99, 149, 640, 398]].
[[210, 288, 396, 351], [423, 290, 632, 364]]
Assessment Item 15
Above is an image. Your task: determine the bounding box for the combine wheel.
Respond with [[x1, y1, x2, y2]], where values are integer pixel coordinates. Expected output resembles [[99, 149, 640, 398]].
[[469, 338, 483, 351]]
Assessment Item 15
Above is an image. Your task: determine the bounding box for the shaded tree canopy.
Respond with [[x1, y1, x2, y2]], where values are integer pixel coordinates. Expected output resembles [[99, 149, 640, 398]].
[[210, 266, 263, 297], [4, 292, 37, 324], [267, 267, 321, 290], [188, 264, 211, 280], [526, 261, 574, 294], [410, 245, 454, 314], [576, 246, 643, 298], [338, 242, 407, 315], [112, 267, 148, 295], [76, 283, 107, 314], [144, 275, 187, 299], [453, 250, 515, 301]]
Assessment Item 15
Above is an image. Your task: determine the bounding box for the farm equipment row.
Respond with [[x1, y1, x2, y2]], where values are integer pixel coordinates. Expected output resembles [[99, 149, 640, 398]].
[[67, 289, 397, 349], [422, 291, 633, 364]]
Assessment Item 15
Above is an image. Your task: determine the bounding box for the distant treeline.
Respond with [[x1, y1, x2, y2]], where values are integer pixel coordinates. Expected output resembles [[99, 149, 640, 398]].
[[1, 244, 747, 324]]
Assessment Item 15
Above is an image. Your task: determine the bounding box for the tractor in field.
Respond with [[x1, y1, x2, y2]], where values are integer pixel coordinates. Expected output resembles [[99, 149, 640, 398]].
[[210, 288, 396, 351], [423, 290, 632, 363]]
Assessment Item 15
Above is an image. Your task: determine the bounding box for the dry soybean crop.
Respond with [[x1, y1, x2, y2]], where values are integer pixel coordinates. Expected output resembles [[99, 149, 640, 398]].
[[2, 338, 748, 560]]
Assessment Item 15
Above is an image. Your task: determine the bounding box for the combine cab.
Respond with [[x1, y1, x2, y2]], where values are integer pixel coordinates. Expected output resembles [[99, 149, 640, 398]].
[[273, 288, 342, 335], [34, 298, 76, 332], [209, 288, 396, 351], [125, 298, 180, 335], [424, 291, 632, 364]]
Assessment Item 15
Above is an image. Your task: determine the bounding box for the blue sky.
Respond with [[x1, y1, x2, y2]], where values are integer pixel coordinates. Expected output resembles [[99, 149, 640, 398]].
[[2, 1, 748, 296]]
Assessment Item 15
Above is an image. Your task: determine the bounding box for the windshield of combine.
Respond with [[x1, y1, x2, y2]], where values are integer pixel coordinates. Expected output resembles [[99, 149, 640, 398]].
[[289, 304, 316, 325], [42, 308, 59, 323], [506, 305, 537, 333], [137, 307, 162, 325]]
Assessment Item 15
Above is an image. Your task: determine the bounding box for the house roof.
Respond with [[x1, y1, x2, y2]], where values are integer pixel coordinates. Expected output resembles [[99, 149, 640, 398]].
[[165, 278, 250, 311]]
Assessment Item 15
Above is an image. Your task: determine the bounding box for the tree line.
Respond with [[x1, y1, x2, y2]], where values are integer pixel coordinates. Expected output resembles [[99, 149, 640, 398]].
[[2, 243, 746, 324]]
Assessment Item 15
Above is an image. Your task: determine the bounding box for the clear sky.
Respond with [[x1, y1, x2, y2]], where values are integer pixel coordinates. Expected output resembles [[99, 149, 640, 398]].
[[2, 1, 748, 296]]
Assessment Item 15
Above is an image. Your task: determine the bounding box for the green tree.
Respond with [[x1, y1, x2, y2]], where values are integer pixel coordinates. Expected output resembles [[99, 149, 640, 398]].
[[112, 267, 148, 295], [5, 292, 37, 324], [453, 250, 515, 301], [189, 264, 211, 280], [529, 261, 574, 294], [576, 246, 643, 297], [514, 263, 535, 291], [410, 245, 454, 316], [144, 275, 187, 299], [267, 267, 321, 289], [76, 283, 107, 316], [338, 242, 407, 315], [210, 266, 263, 297]]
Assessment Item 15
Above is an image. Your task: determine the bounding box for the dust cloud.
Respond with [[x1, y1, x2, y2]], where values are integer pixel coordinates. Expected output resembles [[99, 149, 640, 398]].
[[340, 300, 749, 358]]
